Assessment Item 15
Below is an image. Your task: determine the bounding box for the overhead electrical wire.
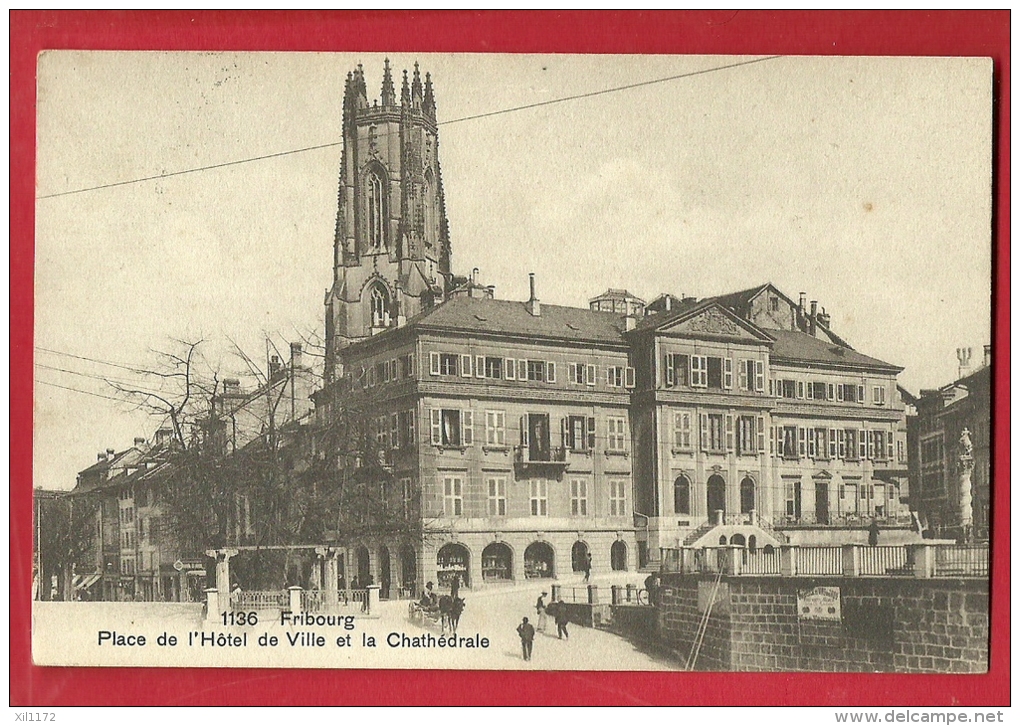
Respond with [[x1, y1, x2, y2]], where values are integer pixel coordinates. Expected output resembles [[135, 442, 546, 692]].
[[35, 378, 133, 403], [37, 55, 782, 200]]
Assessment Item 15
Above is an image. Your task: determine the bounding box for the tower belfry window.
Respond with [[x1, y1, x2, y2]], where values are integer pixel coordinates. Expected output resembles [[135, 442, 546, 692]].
[[367, 172, 385, 250], [370, 285, 390, 328]]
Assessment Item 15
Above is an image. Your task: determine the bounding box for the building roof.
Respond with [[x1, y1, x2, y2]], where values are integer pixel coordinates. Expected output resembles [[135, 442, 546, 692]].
[[770, 329, 901, 371], [628, 297, 705, 333], [411, 296, 628, 345], [708, 282, 771, 311], [955, 362, 991, 391]]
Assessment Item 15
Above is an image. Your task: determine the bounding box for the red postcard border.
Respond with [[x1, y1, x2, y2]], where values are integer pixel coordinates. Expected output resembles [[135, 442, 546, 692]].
[[10, 10, 1010, 706]]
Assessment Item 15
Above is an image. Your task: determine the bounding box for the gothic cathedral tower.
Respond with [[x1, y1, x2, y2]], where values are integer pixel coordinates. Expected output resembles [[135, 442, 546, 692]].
[[324, 61, 453, 382]]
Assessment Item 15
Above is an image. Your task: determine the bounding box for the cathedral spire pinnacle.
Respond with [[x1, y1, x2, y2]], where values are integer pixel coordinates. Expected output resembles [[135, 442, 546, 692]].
[[381, 58, 395, 107], [352, 63, 368, 107], [423, 71, 436, 117], [401, 69, 411, 106], [411, 61, 423, 108]]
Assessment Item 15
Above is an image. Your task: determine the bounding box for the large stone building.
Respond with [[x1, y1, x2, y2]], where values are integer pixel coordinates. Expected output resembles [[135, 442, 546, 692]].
[[45, 63, 921, 601], [315, 63, 916, 594]]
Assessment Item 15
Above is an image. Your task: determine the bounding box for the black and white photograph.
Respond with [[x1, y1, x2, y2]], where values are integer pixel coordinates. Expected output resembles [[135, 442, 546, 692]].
[[32, 51, 993, 673]]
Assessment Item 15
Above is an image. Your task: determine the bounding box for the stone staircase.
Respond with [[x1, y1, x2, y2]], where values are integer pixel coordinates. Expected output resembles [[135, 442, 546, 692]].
[[682, 514, 789, 549], [682, 520, 719, 546]]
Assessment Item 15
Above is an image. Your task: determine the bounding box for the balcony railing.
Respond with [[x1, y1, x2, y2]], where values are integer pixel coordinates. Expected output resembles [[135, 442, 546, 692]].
[[659, 543, 989, 579], [513, 445, 569, 477], [775, 512, 915, 528], [513, 445, 567, 464]]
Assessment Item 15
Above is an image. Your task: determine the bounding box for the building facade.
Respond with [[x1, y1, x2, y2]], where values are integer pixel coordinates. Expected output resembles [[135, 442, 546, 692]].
[[62, 344, 316, 602], [913, 347, 992, 541], [311, 63, 918, 592]]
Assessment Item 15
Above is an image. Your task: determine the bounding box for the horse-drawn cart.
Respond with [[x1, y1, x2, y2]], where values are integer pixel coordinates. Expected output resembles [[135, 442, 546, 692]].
[[408, 601, 442, 627], [408, 595, 465, 633]]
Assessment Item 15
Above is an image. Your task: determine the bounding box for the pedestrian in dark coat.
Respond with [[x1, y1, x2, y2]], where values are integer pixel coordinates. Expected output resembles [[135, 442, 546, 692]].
[[868, 519, 881, 546], [450, 573, 460, 599], [554, 599, 570, 640], [582, 553, 592, 582], [517, 617, 536, 661]]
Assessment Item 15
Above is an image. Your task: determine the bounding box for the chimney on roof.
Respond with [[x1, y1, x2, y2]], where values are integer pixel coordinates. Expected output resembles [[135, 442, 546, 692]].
[[809, 301, 818, 336], [799, 292, 807, 315], [97, 452, 107, 462], [223, 378, 242, 395], [290, 342, 303, 370], [526, 273, 541, 317], [106, 448, 115, 459], [154, 427, 174, 447], [983, 344, 991, 369], [133, 437, 146, 447], [957, 347, 973, 379], [269, 354, 282, 379]]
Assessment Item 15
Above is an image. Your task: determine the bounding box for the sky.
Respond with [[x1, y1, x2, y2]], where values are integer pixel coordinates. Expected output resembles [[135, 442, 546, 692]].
[[33, 52, 994, 490]]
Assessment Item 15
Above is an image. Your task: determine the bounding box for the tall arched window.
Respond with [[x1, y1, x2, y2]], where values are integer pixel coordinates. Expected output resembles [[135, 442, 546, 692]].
[[423, 169, 436, 247], [740, 477, 756, 514], [367, 171, 385, 250], [370, 285, 390, 328], [674, 475, 691, 515]]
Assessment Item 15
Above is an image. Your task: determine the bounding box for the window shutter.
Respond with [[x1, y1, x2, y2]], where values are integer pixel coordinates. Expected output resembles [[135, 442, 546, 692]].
[[700, 413, 709, 451], [796, 381, 804, 399], [837, 429, 846, 459], [461, 410, 473, 445], [723, 358, 733, 389], [828, 383, 835, 401], [726, 414, 734, 451], [665, 354, 675, 387], [739, 360, 748, 390], [429, 352, 440, 376], [408, 354, 415, 377], [518, 359, 528, 381], [798, 427, 806, 458], [836, 385, 844, 402], [520, 416, 528, 446], [430, 409, 442, 444], [775, 426, 783, 456], [560, 417, 568, 448], [768, 379, 774, 396], [828, 429, 838, 458], [460, 354, 472, 378], [807, 429, 816, 458], [755, 361, 765, 392], [585, 364, 596, 386], [859, 429, 867, 459], [858, 384, 865, 404], [505, 358, 516, 380], [867, 431, 874, 459], [586, 416, 596, 450], [625, 366, 635, 388], [887, 434, 894, 460], [757, 416, 766, 452], [806, 382, 814, 399], [475, 355, 485, 379], [547, 362, 556, 383]]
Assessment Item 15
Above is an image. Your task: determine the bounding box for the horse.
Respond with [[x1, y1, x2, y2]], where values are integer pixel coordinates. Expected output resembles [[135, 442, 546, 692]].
[[438, 595, 465, 634]]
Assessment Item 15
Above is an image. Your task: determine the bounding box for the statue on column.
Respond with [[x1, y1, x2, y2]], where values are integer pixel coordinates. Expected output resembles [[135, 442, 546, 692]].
[[958, 427, 974, 543]]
